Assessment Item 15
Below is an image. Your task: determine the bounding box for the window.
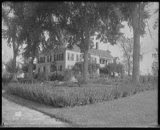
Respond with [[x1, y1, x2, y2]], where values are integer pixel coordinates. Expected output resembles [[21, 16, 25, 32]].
[[91, 57, 94, 62], [71, 53, 74, 61], [38, 67, 40, 73], [47, 56, 50, 62], [68, 52, 70, 60], [39, 57, 41, 63], [103, 59, 105, 64], [59, 65, 62, 71], [80, 54, 84, 61], [61, 53, 64, 60], [52, 55, 54, 61], [100, 59, 105, 64], [50, 64, 56, 72], [76, 54, 79, 61], [57, 54, 59, 61], [68, 65, 71, 69], [43, 66, 46, 72], [95, 58, 97, 63], [58, 54, 63, 61], [54, 54, 56, 61], [50, 56, 52, 62], [39, 57, 45, 63]]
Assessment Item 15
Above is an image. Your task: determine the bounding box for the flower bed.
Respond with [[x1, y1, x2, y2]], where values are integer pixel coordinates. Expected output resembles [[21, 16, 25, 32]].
[[6, 80, 157, 108]]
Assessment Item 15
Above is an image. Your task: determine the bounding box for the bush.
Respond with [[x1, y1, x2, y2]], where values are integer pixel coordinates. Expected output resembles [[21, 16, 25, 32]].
[[63, 69, 73, 81], [2, 73, 13, 86], [49, 73, 64, 81], [37, 72, 46, 81], [33, 73, 38, 79]]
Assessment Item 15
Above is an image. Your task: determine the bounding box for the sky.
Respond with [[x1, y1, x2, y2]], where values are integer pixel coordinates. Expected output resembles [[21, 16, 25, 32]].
[[2, 2, 159, 75]]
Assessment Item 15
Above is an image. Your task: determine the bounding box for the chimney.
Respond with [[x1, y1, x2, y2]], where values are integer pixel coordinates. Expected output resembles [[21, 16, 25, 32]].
[[95, 42, 99, 50]]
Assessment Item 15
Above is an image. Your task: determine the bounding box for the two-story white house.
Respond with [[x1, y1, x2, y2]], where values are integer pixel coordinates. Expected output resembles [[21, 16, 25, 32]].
[[35, 43, 113, 77]]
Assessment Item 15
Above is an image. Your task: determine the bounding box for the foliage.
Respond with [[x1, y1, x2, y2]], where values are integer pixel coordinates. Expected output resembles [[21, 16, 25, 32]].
[[102, 62, 124, 77], [63, 69, 74, 81], [6, 80, 157, 108], [21, 62, 36, 73], [119, 3, 151, 83], [2, 2, 154, 83], [36, 72, 47, 81], [119, 2, 150, 36], [118, 36, 133, 75], [5, 58, 20, 74], [62, 2, 125, 82], [153, 7, 159, 30], [21, 64, 28, 73], [2, 73, 13, 86], [152, 48, 158, 77], [2, 3, 24, 81], [48, 73, 64, 81], [72, 62, 99, 75], [2, 2, 23, 52]]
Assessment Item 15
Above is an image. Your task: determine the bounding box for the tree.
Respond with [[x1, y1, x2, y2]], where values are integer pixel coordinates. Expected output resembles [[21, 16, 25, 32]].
[[153, 7, 159, 30], [60, 2, 124, 82], [17, 2, 71, 80], [5, 2, 124, 83], [2, 2, 24, 81], [5, 58, 20, 75], [152, 48, 158, 77], [118, 36, 133, 76], [119, 2, 151, 83]]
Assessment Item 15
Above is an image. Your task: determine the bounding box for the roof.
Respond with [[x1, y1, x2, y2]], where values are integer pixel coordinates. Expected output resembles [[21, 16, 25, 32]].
[[40, 44, 113, 59], [67, 45, 113, 59], [66, 45, 81, 52], [39, 46, 66, 56], [89, 49, 113, 59]]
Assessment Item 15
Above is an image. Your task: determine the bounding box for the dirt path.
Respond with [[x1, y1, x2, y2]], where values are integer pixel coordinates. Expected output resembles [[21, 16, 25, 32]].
[[2, 96, 69, 127]]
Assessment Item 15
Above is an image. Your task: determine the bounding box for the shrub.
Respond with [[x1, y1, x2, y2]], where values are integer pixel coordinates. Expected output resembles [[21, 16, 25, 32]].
[[48, 73, 64, 81], [72, 62, 99, 78], [2, 73, 13, 86], [75, 74, 85, 87], [33, 73, 38, 79], [37, 72, 46, 81], [63, 69, 73, 81]]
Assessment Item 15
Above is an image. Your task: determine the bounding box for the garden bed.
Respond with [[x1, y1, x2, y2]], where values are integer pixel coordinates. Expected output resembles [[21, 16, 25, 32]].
[[5, 80, 157, 108]]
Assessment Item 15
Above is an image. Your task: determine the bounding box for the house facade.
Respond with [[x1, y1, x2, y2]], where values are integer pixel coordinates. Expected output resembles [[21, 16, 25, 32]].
[[35, 43, 114, 77]]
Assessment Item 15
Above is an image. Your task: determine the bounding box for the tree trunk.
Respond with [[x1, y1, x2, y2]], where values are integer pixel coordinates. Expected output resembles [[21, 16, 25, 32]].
[[82, 24, 90, 83], [132, 3, 141, 83], [128, 59, 131, 76], [83, 50, 89, 83], [11, 42, 18, 82], [28, 57, 34, 80]]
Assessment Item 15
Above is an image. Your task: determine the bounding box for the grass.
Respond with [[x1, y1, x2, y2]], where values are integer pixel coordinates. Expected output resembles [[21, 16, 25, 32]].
[[5, 78, 157, 108]]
